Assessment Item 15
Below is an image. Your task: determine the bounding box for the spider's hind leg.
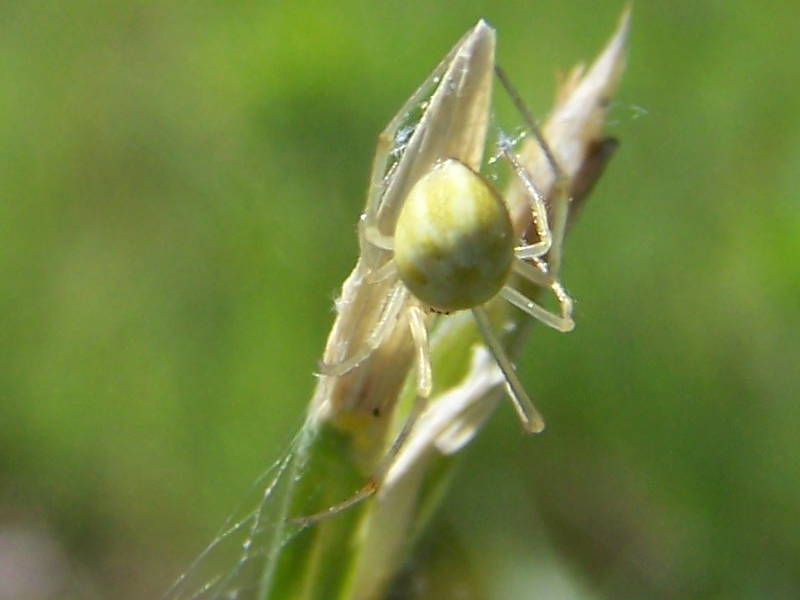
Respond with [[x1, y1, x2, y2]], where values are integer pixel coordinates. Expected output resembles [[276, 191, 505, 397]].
[[502, 257, 574, 333], [318, 280, 407, 377], [376, 304, 432, 473], [295, 304, 434, 525]]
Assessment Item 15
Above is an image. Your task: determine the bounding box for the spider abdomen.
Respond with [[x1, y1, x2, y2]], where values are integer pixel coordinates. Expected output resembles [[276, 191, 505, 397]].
[[394, 159, 515, 313]]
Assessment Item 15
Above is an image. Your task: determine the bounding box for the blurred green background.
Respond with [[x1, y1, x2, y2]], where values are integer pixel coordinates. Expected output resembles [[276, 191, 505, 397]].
[[1, 1, 799, 598]]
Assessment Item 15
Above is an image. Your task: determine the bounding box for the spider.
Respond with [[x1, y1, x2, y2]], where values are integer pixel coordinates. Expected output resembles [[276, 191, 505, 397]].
[[299, 65, 575, 525]]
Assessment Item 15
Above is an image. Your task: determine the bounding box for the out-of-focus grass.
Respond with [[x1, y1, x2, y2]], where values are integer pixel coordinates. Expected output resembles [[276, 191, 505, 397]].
[[1, 1, 799, 598]]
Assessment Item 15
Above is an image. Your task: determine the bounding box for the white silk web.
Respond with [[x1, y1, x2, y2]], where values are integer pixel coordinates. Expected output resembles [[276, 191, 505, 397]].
[[162, 431, 311, 600]]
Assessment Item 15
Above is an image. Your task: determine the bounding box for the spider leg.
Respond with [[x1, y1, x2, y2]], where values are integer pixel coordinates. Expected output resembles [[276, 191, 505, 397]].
[[290, 481, 379, 527], [294, 304, 433, 525], [545, 173, 571, 278], [472, 306, 545, 433], [360, 54, 457, 253], [360, 217, 395, 252], [495, 65, 572, 276], [365, 258, 398, 284], [318, 280, 407, 377], [499, 141, 552, 259], [501, 257, 574, 332], [375, 304, 432, 472]]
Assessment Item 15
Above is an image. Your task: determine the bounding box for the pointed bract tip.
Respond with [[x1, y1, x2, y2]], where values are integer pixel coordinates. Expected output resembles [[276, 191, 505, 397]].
[[616, 3, 633, 44], [473, 18, 495, 35]]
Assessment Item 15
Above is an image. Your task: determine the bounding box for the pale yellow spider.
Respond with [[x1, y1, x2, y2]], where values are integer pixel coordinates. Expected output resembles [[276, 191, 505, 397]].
[[302, 67, 575, 523]]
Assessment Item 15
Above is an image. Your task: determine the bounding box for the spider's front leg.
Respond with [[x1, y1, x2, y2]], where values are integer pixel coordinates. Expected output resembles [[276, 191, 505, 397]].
[[472, 305, 546, 433], [359, 49, 459, 255], [493, 65, 576, 332], [497, 143, 574, 332]]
